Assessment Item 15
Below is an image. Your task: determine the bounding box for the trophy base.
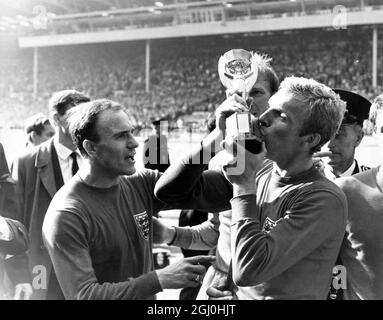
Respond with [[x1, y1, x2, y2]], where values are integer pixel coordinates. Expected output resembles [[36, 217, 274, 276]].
[[226, 113, 263, 154]]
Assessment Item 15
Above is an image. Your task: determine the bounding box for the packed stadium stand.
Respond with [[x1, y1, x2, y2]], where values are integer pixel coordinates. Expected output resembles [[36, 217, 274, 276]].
[[0, 0, 382, 129]]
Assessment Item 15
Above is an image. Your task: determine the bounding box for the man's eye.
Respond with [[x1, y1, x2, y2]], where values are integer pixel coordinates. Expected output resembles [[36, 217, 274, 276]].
[[275, 110, 286, 119], [250, 90, 262, 96]]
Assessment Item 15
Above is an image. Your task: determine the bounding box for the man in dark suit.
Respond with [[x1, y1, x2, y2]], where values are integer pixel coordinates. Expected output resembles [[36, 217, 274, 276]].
[[322, 89, 371, 179], [0, 142, 31, 299], [143, 117, 170, 173], [24, 113, 55, 148], [0, 217, 28, 256], [0, 143, 17, 222], [316, 90, 371, 300], [0, 215, 29, 299], [10, 90, 90, 299]]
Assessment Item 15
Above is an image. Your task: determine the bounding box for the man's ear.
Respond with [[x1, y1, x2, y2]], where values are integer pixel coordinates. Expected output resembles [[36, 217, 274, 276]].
[[31, 131, 38, 143], [303, 133, 321, 150], [354, 126, 364, 147], [50, 113, 60, 127], [83, 139, 96, 157]]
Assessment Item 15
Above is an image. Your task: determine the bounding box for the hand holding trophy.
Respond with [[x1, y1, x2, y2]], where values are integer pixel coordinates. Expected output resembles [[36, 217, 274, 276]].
[[218, 49, 263, 154]]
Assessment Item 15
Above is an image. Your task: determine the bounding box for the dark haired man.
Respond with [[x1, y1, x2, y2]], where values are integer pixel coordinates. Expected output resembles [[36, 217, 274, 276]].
[[24, 113, 55, 148], [0, 142, 29, 299], [11, 90, 90, 299], [323, 89, 371, 179], [143, 117, 170, 173]]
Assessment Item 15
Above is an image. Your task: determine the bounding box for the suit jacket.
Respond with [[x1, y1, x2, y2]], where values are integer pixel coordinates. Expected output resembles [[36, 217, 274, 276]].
[[0, 143, 18, 219], [326, 159, 370, 300], [0, 217, 29, 299], [143, 134, 170, 173], [1, 142, 29, 297], [11, 138, 63, 299], [0, 217, 29, 256], [324, 159, 370, 180]]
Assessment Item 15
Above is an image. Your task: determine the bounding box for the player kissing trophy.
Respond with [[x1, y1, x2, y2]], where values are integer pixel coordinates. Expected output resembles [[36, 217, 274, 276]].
[[218, 49, 263, 154]]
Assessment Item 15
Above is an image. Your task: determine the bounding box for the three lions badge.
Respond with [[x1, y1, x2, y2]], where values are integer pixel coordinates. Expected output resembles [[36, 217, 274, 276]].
[[133, 211, 150, 240]]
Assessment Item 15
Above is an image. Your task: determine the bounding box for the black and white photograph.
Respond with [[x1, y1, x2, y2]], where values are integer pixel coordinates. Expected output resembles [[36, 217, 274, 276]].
[[1, 0, 383, 309]]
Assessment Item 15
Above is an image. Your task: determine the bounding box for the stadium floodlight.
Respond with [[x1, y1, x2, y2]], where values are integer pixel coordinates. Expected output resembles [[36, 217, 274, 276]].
[[148, 8, 162, 14], [223, 2, 233, 7]]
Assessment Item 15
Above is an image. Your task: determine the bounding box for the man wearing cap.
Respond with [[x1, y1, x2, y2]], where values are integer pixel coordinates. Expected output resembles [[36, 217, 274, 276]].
[[321, 89, 371, 179], [143, 117, 170, 173], [10, 90, 90, 299], [335, 93, 383, 299], [318, 89, 372, 300]]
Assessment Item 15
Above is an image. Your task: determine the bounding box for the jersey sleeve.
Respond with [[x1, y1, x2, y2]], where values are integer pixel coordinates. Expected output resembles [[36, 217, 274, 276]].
[[230, 188, 347, 286]]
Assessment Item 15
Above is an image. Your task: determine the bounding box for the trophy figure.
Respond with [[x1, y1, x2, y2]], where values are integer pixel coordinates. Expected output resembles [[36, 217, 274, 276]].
[[218, 49, 263, 154]]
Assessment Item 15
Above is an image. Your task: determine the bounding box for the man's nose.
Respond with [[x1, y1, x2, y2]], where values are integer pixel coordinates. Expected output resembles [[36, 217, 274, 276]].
[[258, 113, 269, 128], [129, 137, 139, 149], [328, 139, 336, 149]]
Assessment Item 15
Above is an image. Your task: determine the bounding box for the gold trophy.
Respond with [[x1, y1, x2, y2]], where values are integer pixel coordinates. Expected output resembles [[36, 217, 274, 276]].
[[218, 49, 263, 154]]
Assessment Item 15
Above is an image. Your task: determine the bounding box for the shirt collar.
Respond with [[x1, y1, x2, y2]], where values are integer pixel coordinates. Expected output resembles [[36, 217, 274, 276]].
[[339, 160, 356, 177], [53, 137, 79, 160]]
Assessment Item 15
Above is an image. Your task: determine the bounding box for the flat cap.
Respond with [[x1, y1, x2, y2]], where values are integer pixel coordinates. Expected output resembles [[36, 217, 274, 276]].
[[151, 117, 166, 126], [334, 89, 371, 126]]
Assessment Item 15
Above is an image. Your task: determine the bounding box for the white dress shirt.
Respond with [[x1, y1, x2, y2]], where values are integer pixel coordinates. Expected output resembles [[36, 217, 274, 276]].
[[0, 216, 12, 241], [339, 160, 356, 177], [324, 160, 357, 180], [53, 138, 82, 183]]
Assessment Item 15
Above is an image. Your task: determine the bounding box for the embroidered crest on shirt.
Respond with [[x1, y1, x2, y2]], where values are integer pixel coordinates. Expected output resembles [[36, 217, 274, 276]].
[[262, 217, 277, 234], [133, 211, 150, 240]]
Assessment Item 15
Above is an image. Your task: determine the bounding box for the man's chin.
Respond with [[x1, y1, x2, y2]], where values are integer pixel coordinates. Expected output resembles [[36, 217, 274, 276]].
[[327, 158, 339, 167], [123, 166, 136, 176]]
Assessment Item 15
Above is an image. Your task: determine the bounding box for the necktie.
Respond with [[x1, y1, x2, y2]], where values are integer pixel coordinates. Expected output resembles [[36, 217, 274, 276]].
[[70, 152, 79, 176]]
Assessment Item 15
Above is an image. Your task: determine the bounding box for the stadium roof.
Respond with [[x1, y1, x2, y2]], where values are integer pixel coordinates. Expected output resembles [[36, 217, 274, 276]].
[[0, 0, 376, 34], [0, 0, 270, 32], [2, 0, 223, 16]]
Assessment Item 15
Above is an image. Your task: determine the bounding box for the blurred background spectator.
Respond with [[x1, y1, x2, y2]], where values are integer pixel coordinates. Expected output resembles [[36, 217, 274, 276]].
[[24, 113, 55, 148]]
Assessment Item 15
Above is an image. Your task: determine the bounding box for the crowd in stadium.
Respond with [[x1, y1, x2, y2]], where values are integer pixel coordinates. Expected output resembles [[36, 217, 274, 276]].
[[0, 28, 382, 130]]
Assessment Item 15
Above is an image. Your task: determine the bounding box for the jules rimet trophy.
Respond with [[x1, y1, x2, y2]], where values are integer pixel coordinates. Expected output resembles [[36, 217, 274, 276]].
[[218, 49, 263, 154]]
